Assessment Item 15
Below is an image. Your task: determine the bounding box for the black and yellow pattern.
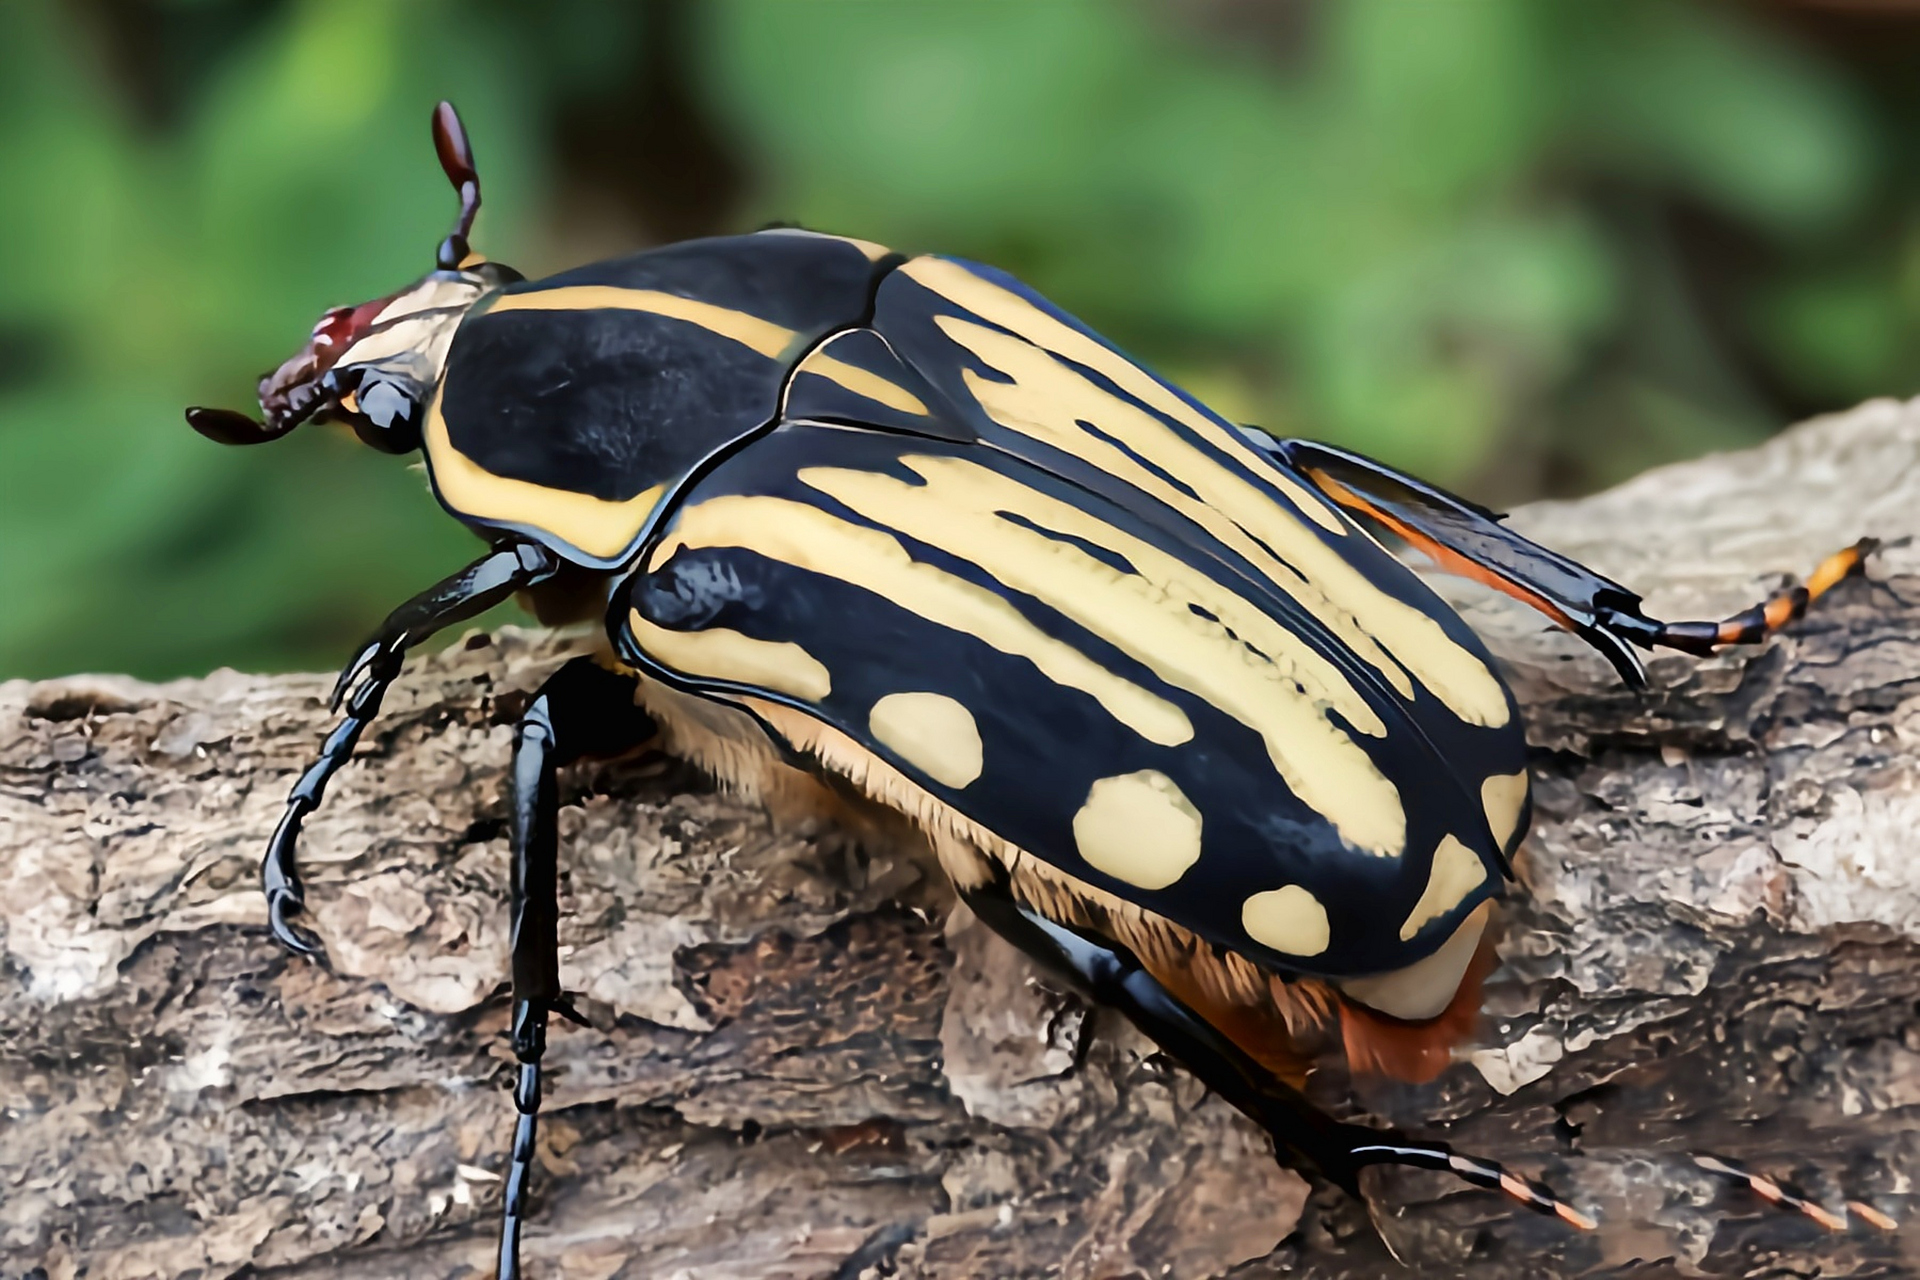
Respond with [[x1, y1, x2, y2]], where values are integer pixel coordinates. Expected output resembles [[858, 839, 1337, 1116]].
[[206, 107, 1888, 1268], [422, 230, 900, 564], [615, 253, 1532, 979]]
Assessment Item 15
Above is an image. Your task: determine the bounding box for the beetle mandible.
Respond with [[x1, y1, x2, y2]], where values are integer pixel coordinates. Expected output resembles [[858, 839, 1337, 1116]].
[[186, 103, 1877, 1275]]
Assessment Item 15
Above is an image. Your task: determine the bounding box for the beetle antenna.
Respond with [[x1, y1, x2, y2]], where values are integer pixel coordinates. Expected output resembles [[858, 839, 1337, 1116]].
[[432, 100, 482, 271]]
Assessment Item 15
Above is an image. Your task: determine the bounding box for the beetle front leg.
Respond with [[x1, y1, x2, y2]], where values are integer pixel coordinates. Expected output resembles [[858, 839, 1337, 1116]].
[[262, 542, 560, 956], [497, 656, 656, 1280], [959, 878, 1596, 1232]]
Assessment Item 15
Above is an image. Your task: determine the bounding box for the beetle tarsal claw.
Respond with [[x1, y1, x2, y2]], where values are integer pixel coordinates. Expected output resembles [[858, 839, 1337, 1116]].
[[266, 890, 324, 958]]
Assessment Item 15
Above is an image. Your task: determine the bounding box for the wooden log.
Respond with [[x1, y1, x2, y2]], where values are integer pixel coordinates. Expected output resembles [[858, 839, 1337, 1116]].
[[4, 397, 1918, 1279]]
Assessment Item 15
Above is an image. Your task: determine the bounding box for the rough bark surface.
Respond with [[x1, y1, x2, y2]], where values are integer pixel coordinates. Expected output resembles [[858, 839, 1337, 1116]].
[[5, 399, 1920, 1280]]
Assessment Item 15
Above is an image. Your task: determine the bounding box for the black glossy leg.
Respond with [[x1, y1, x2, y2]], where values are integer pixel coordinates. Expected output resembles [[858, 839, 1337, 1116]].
[[262, 542, 559, 956], [961, 877, 1595, 1230], [1260, 434, 1876, 689], [497, 656, 656, 1280]]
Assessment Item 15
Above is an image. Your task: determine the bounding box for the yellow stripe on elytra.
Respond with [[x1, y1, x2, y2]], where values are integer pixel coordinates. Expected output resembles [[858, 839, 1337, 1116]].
[[795, 350, 930, 417], [486, 286, 800, 359], [911, 260, 1510, 731], [800, 453, 1405, 857], [650, 494, 1194, 749], [423, 386, 663, 560], [906, 257, 1345, 532], [626, 612, 832, 702]]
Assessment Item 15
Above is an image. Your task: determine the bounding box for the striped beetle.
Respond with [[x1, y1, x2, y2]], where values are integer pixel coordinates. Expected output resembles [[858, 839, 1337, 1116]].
[[187, 103, 1876, 1275]]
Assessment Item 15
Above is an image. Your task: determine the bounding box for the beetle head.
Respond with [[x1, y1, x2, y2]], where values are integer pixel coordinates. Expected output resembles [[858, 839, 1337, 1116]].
[[186, 101, 518, 455]]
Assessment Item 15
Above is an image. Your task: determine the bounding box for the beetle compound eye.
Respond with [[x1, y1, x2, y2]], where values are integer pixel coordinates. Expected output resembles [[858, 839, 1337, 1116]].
[[358, 380, 408, 425], [349, 378, 423, 454]]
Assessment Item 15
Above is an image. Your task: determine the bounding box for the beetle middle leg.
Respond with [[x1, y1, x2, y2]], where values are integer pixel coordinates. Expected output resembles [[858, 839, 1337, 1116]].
[[959, 874, 1597, 1232], [1256, 433, 1875, 689], [261, 542, 559, 955], [497, 655, 657, 1280]]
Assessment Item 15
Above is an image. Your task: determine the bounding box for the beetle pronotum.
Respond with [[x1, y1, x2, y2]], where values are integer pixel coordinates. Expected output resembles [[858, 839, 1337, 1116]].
[[187, 103, 1884, 1276]]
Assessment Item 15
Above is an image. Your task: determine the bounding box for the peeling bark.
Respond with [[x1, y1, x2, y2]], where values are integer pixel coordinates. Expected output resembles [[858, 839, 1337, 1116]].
[[5, 398, 1920, 1279]]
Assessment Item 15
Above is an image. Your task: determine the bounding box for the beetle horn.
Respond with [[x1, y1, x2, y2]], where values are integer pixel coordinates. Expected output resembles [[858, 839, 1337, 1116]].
[[184, 405, 290, 445], [432, 100, 482, 271]]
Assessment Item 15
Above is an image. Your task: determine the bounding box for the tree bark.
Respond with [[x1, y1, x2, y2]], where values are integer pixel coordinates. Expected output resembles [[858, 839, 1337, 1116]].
[[5, 398, 1919, 1280]]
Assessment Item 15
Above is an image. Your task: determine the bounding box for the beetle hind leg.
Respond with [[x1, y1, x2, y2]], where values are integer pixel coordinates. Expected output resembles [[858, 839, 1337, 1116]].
[[1351, 1139, 1595, 1229], [955, 872, 1597, 1234], [496, 655, 656, 1280], [1694, 1153, 1898, 1232]]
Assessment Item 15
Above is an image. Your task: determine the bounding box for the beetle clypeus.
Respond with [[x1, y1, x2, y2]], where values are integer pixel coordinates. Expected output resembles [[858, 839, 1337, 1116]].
[[187, 103, 1880, 1276]]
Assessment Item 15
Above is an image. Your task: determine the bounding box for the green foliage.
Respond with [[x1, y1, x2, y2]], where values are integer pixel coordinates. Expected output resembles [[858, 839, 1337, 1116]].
[[1, 0, 1913, 680]]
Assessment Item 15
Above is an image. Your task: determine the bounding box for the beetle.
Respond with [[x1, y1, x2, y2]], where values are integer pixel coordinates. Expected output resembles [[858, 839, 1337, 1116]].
[[186, 103, 1879, 1275]]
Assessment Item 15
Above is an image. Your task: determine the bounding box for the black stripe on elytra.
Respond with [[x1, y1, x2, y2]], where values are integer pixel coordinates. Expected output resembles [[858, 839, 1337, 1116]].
[[991, 509, 1139, 577]]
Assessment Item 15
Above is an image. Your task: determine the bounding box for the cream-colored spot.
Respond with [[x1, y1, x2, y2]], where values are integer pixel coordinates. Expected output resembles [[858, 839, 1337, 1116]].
[[1398, 835, 1490, 942], [1071, 770, 1203, 891], [1481, 770, 1529, 851], [868, 692, 983, 788], [425, 390, 665, 561], [1241, 885, 1330, 957], [626, 610, 831, 702], [797, 454, 1406, 857], [652, 494, 1193, 748], [1344, 901, 1491, 1021], [486, 286, 800, 358]]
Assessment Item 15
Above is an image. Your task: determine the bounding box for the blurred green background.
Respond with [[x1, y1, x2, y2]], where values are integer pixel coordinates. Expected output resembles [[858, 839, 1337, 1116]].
[[5, 0, 1920, 681]]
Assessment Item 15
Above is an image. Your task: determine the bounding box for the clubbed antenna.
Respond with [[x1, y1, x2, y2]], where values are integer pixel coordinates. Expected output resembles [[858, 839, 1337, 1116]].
[[433, 100, 481, 270]]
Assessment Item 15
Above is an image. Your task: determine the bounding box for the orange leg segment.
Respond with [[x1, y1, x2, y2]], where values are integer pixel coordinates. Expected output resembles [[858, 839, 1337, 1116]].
[[1259, 434, 1878, 689]]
